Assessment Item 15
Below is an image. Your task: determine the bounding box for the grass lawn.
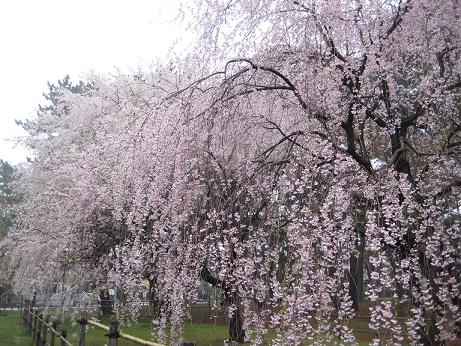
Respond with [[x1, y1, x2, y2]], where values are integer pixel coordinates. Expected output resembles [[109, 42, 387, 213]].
[[69, 318, 230, 345], [0, 311, 231, 346], [0, 311, 33, 346], [0, 310, 393, 345]]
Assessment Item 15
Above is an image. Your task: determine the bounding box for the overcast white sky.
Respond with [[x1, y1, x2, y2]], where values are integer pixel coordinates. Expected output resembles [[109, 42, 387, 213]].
[[0, 0, 190, 164]]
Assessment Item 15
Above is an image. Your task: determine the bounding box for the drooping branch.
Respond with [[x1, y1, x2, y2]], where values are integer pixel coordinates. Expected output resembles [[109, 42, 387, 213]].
[[224, 59, 319, 119], [200, 265, 225, 289], [292, 1, 348, 63]]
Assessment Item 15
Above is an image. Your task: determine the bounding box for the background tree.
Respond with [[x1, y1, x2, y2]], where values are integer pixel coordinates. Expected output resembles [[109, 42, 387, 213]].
[[0, 160, 15, 238], [0, 160, 18, 300], [17, 75, 94, 133]]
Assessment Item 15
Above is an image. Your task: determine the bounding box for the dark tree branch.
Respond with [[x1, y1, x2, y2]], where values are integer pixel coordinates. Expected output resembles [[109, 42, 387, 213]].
[[446, 81, 461, 91], [446, 123, 461, 146], [400, 102, 424, 130], [221, 85, 293, 103], [341, 115, 373, 174], [200, 265, 225, 288], [386, 0, 411, 38], [292, 1, 347, 63], [257, 130, 305, 160], [263, 119, 310, 151], [447, 141, 461, 149], [381, 79, 393, 119], [224, 59, 328, 123], [436, 46, 460, 78], [434, 179, 461, 198]]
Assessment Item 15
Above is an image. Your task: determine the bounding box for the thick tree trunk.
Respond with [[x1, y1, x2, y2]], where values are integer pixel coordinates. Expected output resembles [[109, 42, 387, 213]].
[[201, 266, 245, 343], [416, 309, 441, 346], [147, 284, 162, 319], [348, 254, 359, 311], [348, 230, 365, 312], [356, 234, 365, 303], [228, 302, 245, 343]]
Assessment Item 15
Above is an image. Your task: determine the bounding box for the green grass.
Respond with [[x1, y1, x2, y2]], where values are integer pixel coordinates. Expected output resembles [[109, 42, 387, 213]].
[[0, 311, 231, 346], [184, 322, 229, 345], [0, 311, 33, 346], [0, 310, 403, 345], [48, 316, 160, 346]]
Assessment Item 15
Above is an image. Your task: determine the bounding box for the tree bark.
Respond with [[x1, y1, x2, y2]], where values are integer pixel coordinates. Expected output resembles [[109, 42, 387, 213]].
[[348, 229, 365, 312], [348, 254, 359, 312], [201, 266, 245, 343], [228, 302, 245, 343]]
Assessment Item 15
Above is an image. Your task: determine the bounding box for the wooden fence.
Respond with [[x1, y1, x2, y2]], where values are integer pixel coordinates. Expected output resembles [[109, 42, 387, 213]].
[[16, 300, 461, 345], [87, 319, 163, 346], [21, 301, 72, 346], [20, 300, 169, 346]]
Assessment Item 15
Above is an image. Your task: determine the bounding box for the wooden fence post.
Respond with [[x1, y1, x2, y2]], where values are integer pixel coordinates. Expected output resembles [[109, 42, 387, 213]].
[[50, 321, 59, 346], [22, 301, 28, 327], [107, 319, 119, 346], [61, 330, 68, 346], [28, 308, 33, 334], [32, 310, 37, 341], [36, 313, 42, 346], [19, 300, 23, 324], [78, 319, 87, 346], [27, 305, 33, 334], [42, 315, 49, 346]]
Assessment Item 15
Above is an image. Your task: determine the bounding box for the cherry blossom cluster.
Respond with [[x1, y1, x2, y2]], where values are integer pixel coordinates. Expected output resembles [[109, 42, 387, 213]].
[[3, 0, 460, 344]]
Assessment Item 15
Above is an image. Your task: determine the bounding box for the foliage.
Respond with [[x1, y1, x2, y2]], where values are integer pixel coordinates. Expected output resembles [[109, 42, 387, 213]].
[[0, 160, 16, 239], [0, 160, 19, 294], [16, 75, 94, 139], [3, 1, 461, 345]]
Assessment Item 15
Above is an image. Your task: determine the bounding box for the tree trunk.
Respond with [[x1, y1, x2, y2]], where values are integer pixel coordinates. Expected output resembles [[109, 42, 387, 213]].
[[416, 308, 439, 346], [228, 302, 245, 343], [348, 253, 359, 312], [356, 233, 365, 303], [201, 266, 245, 343], [348, 230, 365, 312]]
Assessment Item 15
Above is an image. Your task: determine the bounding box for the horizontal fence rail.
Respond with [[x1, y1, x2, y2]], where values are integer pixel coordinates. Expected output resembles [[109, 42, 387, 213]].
[[88, 319, 164, 346]]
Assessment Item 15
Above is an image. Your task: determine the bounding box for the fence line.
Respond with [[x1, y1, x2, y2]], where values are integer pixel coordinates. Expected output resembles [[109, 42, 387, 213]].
[[21, 300, 72, 346], [0, 303, 21, 311], [19, 299, 170, 346]]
